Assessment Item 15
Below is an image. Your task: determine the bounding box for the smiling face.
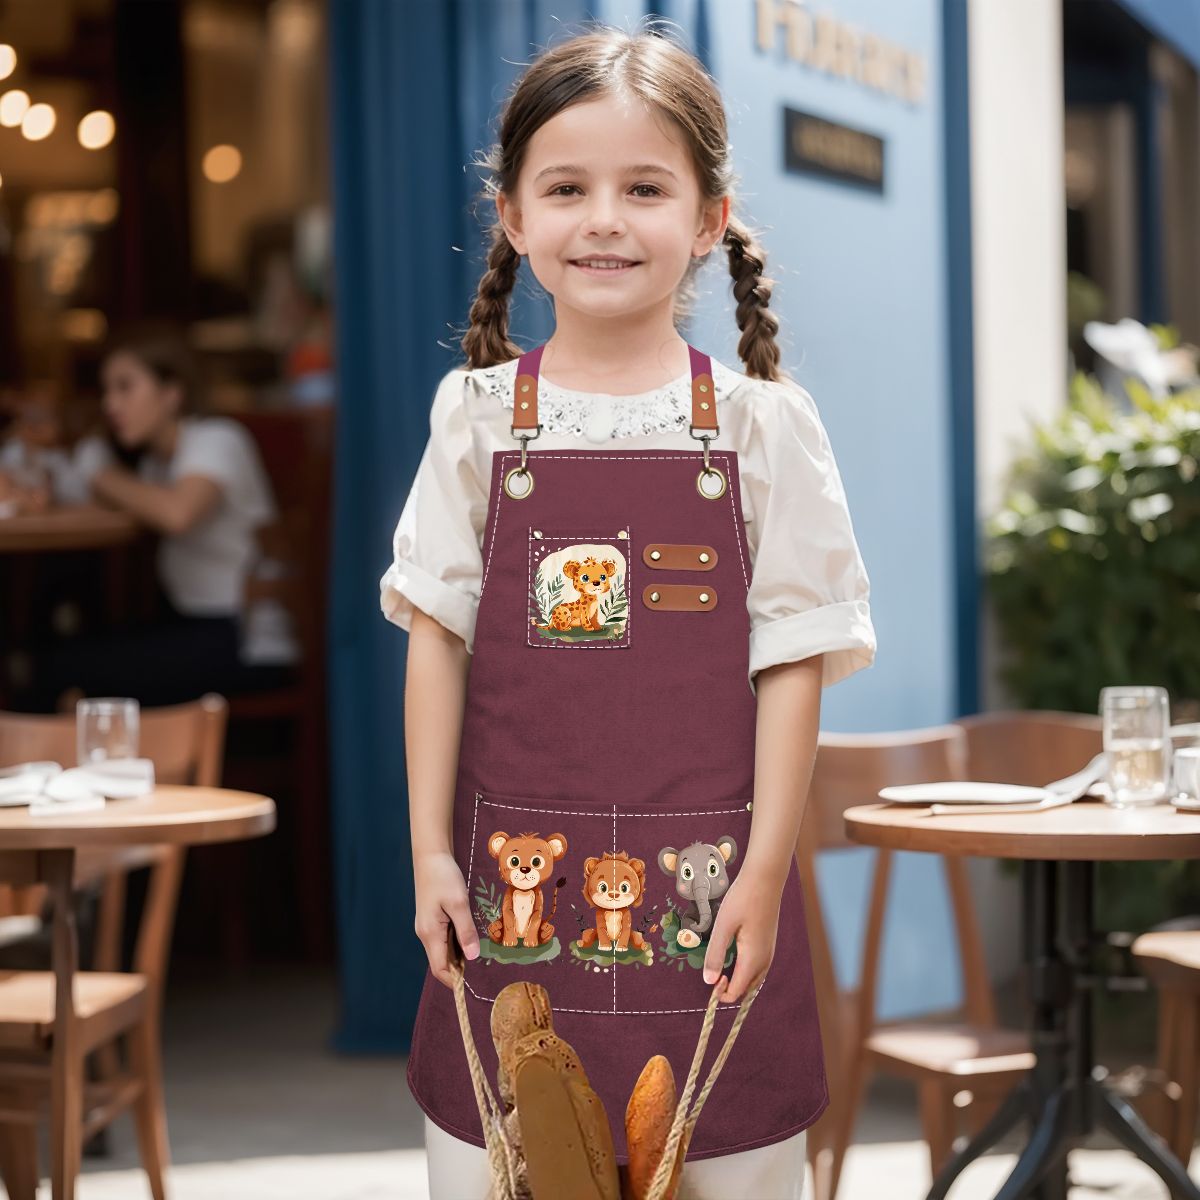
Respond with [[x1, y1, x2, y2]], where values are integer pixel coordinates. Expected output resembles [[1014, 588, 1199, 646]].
[[564, 557, 616, 597], [495, 92, 727, 326]]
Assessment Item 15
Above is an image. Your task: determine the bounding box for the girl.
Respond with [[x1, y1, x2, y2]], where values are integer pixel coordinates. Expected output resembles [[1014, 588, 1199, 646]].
[[381, 24, 876, 1200], [9, 321, 294, 711]]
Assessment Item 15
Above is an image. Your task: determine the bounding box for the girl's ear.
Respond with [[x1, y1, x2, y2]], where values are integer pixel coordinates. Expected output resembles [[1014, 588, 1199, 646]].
[[693, 195, 730, 258], [495, 191, 527, 257]]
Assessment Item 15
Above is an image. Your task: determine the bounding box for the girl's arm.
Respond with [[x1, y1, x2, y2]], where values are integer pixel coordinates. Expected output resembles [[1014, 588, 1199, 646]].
[[90, 467, 221, 536], [406, 607, 482, 987], [702, 653, 824, 1001]]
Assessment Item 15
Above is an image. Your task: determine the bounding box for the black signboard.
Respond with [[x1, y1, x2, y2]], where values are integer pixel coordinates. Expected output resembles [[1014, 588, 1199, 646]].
[[783, 106, 886, 193]]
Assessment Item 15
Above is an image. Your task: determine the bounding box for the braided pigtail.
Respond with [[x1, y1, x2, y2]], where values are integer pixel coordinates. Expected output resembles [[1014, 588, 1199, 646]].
[[724, 214, 784, 382], [460, 221, 524, 369]]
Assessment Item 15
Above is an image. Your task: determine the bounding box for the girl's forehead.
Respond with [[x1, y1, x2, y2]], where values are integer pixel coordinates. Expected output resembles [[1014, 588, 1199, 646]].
[[523, 94, 689, 173]]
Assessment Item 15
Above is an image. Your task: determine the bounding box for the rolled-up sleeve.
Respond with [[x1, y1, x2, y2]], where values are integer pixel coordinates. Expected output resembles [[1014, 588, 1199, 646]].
[[379, 367, 486, 650], [741, 378, 876, 693]]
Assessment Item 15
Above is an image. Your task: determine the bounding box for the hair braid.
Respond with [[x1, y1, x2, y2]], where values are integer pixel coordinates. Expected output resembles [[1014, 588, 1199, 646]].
[[460, 221, 524, 369], [724, 215, 783, 382]]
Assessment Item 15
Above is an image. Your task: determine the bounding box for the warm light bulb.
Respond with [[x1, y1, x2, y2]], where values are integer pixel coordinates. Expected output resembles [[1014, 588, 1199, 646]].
[[0, 45, 15, 81], [202, 143, 242, 183], [22, 102, 56, 141], [0, 89, 29, 127], [78, 110, 115, 150]]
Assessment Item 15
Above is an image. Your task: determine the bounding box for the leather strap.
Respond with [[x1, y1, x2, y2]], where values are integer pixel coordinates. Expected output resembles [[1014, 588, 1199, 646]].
[[641, 584, 719, 611], [642, 543, 718, 571], [511, 342, 716, 438]]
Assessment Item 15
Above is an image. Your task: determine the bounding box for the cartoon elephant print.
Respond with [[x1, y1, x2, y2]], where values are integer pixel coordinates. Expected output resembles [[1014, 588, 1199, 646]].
[[658, 836, 737, 949]]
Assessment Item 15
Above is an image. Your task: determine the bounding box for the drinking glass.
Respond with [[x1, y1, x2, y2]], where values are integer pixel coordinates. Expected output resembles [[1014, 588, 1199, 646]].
[[1100, 686, 1172, 807], [76, 698, 140, 766], [1174, 747, 1200, 803]]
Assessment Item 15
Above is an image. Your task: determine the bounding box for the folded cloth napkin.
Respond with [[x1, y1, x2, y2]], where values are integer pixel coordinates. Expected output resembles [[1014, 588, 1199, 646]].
[[0, 759, 155, 814]]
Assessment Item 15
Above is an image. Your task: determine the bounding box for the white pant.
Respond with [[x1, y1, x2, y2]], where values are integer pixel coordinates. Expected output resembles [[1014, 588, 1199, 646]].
[[424, 1114, 807, 1200]]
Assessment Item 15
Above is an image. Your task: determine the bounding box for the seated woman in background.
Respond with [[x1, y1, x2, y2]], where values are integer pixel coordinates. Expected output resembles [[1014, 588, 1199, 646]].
[[8, 320, 298, 711]]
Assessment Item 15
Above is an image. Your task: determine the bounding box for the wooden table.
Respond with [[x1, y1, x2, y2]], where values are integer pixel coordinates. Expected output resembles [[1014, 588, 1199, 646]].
[[845, 798, 1200, 1200], [0, 787, 275, 1199], [0, 508, 138, 555]]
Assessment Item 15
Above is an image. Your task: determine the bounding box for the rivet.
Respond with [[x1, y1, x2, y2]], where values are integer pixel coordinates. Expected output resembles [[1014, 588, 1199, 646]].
[[746, 800, 753, 811], [532, 530, 542, 539], [698, 552, 709, 563], [617, 530, 628, 539], [650, 591, 660, 602], [650, 550, 661, 561], [521, 383, 530, 392], [699, 592, 710, 603], [700, 401, 709, 410], [520, 401, 529, 409], [699, 383, 709, 393]]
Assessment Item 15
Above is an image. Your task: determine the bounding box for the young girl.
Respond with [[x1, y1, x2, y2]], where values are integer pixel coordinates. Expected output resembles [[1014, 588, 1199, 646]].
[[381, 25, 876, 1200]]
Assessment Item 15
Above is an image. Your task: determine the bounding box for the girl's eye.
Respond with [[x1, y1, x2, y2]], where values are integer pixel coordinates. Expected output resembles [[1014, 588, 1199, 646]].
[[548, 184, 663, 197], [631, 183, 662, 197]]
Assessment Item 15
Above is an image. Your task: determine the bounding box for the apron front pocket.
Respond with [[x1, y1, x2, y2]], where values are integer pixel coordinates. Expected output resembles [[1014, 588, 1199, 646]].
[[527, 527, 632, 648]]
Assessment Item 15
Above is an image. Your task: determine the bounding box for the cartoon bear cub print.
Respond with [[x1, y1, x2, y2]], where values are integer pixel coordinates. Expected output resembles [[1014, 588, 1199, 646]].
[[658, 836, 738, 951], [485, 831, 568, 948]]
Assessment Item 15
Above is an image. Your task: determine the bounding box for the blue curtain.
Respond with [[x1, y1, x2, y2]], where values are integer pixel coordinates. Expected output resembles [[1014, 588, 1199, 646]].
[[327, 0, 604, 1052]]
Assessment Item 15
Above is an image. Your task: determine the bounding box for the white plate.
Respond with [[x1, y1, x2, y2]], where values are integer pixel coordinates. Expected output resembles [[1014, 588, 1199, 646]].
[[878, 782, 1054, 806], [1172, 795, 1200, 812]]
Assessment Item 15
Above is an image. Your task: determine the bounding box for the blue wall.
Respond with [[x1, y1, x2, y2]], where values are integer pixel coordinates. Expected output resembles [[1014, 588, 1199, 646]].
[[328, 0, 970, 1049]]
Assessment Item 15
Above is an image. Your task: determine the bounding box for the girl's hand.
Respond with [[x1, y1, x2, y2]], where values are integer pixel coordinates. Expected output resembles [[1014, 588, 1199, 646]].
[[700, 868, 782, 1003], [414, 850, 481, 988]]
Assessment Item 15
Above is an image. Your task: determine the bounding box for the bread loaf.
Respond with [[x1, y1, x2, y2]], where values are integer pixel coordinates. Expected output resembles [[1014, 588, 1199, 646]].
[[624, 1055, 688, 1200]]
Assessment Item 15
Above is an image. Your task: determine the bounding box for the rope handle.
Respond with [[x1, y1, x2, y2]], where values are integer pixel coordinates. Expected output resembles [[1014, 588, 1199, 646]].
[[645, 974, 763, 1200]]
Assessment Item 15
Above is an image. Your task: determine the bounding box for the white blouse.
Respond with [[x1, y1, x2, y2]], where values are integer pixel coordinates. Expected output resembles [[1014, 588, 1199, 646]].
[[380, 355, 876, 694]]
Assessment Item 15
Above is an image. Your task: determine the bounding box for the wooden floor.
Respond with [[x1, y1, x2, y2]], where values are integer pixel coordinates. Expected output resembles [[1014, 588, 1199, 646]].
[[19, 964, 1197, 1200]]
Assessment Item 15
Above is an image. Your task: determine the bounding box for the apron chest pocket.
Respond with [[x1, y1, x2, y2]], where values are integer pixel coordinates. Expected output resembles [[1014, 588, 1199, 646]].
[[527, 527, 632, 648]]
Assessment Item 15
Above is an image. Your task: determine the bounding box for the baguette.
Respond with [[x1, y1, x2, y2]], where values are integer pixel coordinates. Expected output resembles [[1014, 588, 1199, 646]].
[[623, 1055, 688, 1200]]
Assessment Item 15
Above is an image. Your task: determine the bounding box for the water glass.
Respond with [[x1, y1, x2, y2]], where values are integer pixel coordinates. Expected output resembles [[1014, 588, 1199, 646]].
[[76, 698, 140, 766], [1174, 747, 1200, 803], [1100, 685, 1172, 807]]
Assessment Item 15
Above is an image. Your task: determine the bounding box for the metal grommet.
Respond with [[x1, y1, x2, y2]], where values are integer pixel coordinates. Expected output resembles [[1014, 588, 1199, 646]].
[[649, 591, 660, 602], [503, 466, 534, 500], [650, 550, 661, 561], [699, 592, 710, 603], [696, 466, 727, 500]]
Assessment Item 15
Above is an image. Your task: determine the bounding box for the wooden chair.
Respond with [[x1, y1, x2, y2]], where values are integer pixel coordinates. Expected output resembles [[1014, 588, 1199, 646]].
[[799, 722, 1035, 1200], [225, 406, 333, 960], [1132, 930, 1200, 1169], [0, 693, 228, 1199]]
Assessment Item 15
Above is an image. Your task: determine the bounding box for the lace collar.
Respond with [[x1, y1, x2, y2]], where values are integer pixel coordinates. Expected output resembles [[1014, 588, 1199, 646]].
[[468, 355, 747, 439]]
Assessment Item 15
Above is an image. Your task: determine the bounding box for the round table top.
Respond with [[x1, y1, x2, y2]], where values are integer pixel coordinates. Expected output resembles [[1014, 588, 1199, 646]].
[[0, 786, 276, 850], [0, 506, 139, 554], [845, 798, 1200, 861]]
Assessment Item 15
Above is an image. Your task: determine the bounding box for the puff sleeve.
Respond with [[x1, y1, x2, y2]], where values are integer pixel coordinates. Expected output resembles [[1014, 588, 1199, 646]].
[[740, 378, 876, 693], [379, 367, 487, 650]]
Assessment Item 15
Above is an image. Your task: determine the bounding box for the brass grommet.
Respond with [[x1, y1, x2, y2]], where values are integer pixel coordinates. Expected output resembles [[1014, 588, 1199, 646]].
[[649, 591, 660, 602], [699, 592, 710, 603], [503, 466, 534, 500], [698, 552, 710, 563], [696, 466, 727, 500], [650, 550, 661, 561]]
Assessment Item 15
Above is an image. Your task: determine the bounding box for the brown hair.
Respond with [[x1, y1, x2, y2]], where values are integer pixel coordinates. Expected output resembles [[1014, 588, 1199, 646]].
[[101, 318, 205, 415], [461, 21, 786, 382]]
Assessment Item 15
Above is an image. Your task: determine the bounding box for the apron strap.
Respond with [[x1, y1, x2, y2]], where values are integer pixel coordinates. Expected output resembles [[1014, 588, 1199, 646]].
[[509, 342, 717, 441]]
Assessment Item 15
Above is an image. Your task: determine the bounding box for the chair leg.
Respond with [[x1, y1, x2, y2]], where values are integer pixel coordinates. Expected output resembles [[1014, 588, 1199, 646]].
[[919, 1079, 957, 1180], [128, 1018, 170, 1200], [0, 1122, 38, 1200], [805, 1107, 836, 1200], [828, 1046, 869, 1200], [1170, 993, 1199, 1170]]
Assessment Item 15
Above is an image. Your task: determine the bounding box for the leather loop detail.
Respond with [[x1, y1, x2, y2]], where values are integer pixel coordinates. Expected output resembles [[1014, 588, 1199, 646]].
[[513, 373, 539, 429], [641, 584, 718, 611], [642, 544, 718, 571], [690, 372, 717, 431]]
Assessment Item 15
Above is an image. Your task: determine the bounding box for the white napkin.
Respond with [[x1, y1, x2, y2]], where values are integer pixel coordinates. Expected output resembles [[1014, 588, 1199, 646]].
[[0, 759, 155, 815]]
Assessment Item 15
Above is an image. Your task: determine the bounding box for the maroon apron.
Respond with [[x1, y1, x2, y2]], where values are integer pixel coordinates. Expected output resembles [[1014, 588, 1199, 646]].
[[407, 342, 828, 1164]]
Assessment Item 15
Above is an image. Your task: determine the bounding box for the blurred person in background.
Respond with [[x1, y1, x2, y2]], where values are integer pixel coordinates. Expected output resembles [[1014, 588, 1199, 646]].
[[7, 320, 297, 711]]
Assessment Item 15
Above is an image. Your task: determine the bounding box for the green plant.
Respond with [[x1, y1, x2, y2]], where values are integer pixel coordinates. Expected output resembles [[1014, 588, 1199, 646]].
[[985, 371, 1200, 928]]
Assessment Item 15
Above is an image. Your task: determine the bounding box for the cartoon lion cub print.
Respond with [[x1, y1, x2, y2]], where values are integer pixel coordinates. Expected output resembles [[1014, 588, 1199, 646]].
[[535, 557, 617, 633], [486, 831, 568, 947], [577, 850, 648, 952]]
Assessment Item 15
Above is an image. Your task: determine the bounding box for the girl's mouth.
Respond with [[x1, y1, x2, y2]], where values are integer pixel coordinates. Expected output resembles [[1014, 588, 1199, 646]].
[[570, 259, 640, 277]]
